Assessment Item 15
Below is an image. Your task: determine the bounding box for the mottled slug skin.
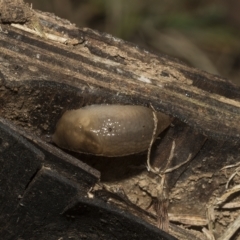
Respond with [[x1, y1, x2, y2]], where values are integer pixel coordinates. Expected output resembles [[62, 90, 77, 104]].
[[53, 105, 171, 157]]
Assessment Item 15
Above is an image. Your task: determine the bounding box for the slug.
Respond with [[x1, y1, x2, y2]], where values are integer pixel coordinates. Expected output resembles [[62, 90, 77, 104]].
[[52, 105, 171, 157]]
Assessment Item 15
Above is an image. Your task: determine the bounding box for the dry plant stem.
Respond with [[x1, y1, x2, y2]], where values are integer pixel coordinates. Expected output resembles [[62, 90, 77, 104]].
[[149, 141, 175, 232], [147, 140, 192, 175], [156, 174, 169, 231], [162, 141, 176, 172], [206, 184, 240, 239], [221, 201, 240, 209], [221, 162, 240, 189], [155, 142, 176, 232], [146, 109, 170, 231], [215, 184, 240, 206], [147, 141, 175, 174], [221, 162, 240, 171], [146, 140, 174, 232], [147, 140, 193, 231], [206, 204, 215, 234], [225, 169, 240, 189], [218, 213, 240, 240], [208, 164, 240, 240], [164, 153, 192, 174], [206, 171, 240, 240], [168, 213, 208, 226], [202, 227, 215, 240], [146, 110, 159, 173]]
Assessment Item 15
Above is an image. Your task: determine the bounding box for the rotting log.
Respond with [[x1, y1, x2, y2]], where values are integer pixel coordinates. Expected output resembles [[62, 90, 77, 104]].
[[1, 0, 240, 239], [0, 1, 240, 143]]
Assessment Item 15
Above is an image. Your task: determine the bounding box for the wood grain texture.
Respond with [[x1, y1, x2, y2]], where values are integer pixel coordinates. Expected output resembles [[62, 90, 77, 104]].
[[0, 3, 239, 143], [1, 1, 240, 239]]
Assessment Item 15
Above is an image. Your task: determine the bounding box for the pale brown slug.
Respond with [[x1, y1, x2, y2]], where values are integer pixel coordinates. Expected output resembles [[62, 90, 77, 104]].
[[52, 105, 171, 157]]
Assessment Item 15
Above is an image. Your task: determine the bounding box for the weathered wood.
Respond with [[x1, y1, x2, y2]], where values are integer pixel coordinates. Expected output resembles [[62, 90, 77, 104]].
[[1, 1, 240, 239], [0, 117, 100, 186], [0, 119, 43, 227], [0, 117, 175, 240], [0, 1, 240, 144]]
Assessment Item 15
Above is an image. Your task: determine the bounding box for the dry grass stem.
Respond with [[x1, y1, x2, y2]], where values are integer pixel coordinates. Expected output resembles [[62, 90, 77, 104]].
[[146, 109, 159, 173], [218, 213, 240, 240], [215, 184, 240, 206]]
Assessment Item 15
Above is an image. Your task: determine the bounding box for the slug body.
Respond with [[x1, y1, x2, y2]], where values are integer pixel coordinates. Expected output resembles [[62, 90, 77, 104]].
[[53, 105, 171, 157]]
